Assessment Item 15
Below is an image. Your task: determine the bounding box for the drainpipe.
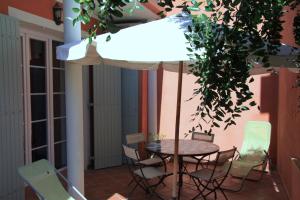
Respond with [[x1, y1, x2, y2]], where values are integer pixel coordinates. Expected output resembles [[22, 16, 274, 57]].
[[148, 71, 157, 138], [63, 0, 85, 194]]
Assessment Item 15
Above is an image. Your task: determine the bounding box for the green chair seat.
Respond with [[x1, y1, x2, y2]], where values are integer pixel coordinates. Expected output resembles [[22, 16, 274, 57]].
[[18, 159, 76, 200]]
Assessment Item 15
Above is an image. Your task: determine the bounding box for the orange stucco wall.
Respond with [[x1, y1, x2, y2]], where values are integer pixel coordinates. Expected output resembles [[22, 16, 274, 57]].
[[159, 72, 278, 155], [277, 6, 300, 200], [0, 0, 54, 18], [281, 6, 298, 46], [277, 68, 300, 200], [0, 0, 156, 33]]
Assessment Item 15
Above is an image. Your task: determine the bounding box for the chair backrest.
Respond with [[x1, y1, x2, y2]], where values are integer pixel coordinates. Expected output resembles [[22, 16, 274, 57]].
[[192, 132, 215, 143], [212, 147, 237, 179], [18, 159, 75, 200], [240, 121, 271, 160], [126, 133, 146, 145], [215, 148, 236, 166], [122, 145, 140, 161]]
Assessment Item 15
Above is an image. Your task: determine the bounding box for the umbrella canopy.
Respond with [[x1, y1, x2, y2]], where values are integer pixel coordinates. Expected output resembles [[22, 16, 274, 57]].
[[57, 13, 193, 71]]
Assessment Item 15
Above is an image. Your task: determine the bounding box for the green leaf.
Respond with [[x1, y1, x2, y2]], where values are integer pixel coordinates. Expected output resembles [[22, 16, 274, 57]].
[[188, 7, 200, 11], [165, 7, 172, 12], [82, 15, 90, 24], [232, 0, 241, 6], [205, 6, 213, 12], [111, 9, 123, 18], [187, 47, 193, 52], [241, 106, 249, 111], [232, 114, 241, 118], [230, 120, 237, 125], [213, 122, 220, 128], [215, 115, 223, 121], [157, 2, 165, 7], [106, 35, 111, 42], [72, 8, 81, 13], [249, 101, 256, 106], [249, 77, 254, 83], [225, 117, 231, 123]]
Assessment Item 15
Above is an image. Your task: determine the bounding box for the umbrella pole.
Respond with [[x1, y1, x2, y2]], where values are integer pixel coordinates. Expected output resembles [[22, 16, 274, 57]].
[[172, 61, 184, 200]]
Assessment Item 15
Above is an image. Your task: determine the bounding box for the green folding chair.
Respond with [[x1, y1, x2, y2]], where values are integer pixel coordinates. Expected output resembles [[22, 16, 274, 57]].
[[18, 159, 127, 200], [226, 121, 271, 192], [18, 159, 86, 200]]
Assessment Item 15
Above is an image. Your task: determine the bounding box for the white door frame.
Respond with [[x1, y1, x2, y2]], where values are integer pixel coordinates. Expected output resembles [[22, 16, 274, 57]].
[[20, 26, 91, 169], [21, 27, 64, 166]]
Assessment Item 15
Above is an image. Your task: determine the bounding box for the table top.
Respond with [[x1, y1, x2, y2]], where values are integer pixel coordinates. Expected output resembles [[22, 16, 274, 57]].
[[146, 139, 220, 156]]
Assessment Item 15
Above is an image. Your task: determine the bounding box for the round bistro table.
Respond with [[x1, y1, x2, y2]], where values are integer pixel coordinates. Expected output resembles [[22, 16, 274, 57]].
[[146, 139, 220, 199]]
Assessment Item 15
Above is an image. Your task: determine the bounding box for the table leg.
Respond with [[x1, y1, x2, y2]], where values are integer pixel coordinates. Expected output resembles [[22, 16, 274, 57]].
[[177, 156, 183, 199]]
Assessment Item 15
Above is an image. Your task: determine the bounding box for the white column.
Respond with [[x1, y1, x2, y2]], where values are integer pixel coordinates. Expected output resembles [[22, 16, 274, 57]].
[[63, 0, 85, 194], [148, 71, 157, 135]]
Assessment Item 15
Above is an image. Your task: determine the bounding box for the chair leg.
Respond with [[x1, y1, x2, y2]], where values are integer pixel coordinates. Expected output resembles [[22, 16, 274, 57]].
[[129, 176, 149, 196], [128, 178, 134, 186], [219, 187, 229, 200], [128, 182, 138, 197], [223, 170, 252, 192], [213, 189, 217, 200], [225, 159, 269, 192], [191, 191, 206, 200], [190, 178, 211, 200], [144, 175, 170, 200], [183, 164, 189, 174]]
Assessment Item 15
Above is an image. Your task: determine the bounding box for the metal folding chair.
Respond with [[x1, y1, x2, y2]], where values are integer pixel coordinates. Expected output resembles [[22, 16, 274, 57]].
[[126, 133, 165, 165], [125, 133, 167, 176], [183, 132, 215, 172], [122, 145, 171, 199], [189, 147, 236, 200]]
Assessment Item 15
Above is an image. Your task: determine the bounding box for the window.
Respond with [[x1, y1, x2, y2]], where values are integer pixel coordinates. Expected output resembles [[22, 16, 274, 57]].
[[52, 40, 67, 169], [22, 31, 67, 169]]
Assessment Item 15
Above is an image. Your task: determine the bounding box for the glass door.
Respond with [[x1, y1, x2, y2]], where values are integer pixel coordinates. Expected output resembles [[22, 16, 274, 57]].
[[52, 40, 67, 169], [29, 38, 49, 162], [22, 32, 67, 169]]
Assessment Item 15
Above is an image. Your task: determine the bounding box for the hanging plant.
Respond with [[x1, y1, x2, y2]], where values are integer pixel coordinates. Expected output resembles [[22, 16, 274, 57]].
[[181, 0, 293, 132]]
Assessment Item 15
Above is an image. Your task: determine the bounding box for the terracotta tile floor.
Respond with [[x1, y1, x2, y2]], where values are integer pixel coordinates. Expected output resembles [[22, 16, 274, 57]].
[[26, 164, 289, 200], [84, 165, 288, 200]]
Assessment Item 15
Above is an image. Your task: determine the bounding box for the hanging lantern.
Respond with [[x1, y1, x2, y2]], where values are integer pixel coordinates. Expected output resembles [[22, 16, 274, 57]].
[[53, 2, 63, 25]]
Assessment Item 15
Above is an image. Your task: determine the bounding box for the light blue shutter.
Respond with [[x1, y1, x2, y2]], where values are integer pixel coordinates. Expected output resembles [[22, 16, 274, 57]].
[[0, 14, 24, 200], [121, 69, 139, 151], [93, 65, 122, 169]]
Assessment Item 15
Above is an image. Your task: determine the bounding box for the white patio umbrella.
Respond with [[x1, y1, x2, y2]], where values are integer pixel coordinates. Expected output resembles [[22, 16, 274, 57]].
[[58, 13, 193, 199], [57, 12, 299, 199]]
